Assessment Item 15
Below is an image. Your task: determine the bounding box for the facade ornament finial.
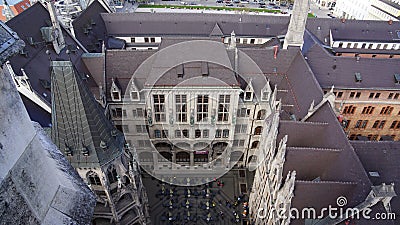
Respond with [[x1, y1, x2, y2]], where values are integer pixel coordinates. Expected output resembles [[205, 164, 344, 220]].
[[229, 30, 236, 49], [308, 100, 315, 112]]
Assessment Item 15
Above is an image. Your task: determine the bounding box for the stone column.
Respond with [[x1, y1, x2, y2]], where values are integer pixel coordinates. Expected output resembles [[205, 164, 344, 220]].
[[190, 152, 194, 166]]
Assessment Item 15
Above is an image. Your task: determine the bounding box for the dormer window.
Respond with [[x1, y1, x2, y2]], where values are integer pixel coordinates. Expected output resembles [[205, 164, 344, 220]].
[[262, 91, 269, 101], [245, 92, 253, 101], [129, 78, 140, 101], [112, 91, 121, 101], [110, 78, 121, 101], [130, 91, 139, 101]]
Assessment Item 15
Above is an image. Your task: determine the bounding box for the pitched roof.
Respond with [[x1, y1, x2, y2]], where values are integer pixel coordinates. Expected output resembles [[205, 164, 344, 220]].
[[6, 2, 97, 126], [304, 43, 400, 90], [305, 17, 400, 45], [352, 141, 400, 216], [209, 22, 224, 37], [51, 60, 123, 168], [72, 0, 109, 53], [100, 12, 289, 37]]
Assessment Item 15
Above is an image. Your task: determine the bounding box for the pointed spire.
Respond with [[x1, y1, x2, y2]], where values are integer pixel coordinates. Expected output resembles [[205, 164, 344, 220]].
[[3, 0, 15, 21], [45, 0, 66, 54], [51, 60, 123, 167]]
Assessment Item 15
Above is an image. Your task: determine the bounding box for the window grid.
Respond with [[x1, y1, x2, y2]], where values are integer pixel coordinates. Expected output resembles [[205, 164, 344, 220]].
[[197, 95, 209, 122], [218, 95, 230, 122], [176, 95, 187, 123], [153, 95, 166, 122]]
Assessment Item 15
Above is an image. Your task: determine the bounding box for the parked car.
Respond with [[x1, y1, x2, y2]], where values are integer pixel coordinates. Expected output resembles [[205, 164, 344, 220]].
[[273, 5, 280, 9], [226, 3, 234, 6], [216, 0, 223, 3], [259, 5, 266, 8], [259, 2, 265, 5]]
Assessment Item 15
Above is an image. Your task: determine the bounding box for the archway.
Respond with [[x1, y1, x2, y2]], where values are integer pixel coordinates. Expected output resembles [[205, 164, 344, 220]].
[[159, 151, 172, 162], [176, 151, 190, 163]]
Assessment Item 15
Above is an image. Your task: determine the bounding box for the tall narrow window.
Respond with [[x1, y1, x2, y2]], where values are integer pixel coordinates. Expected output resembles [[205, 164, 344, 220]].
[[218, 95, 230, 122], [222, 129, 229, 138], [153, 95, 166, 122], [176, 95, 187, 122], [197, 95, 209, 122]]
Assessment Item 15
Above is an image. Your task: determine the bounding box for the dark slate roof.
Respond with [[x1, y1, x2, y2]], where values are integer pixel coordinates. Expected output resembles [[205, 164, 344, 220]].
[[306, 18, 400, 45], [100, 12, 290, 37], [51, 60, 123, 168], [284, 147, 342, 181], [305, 42, 400, 90], [243, 47, 323, 119], [105, 49, 155, 99], [352, 141, 400, 218], [5, 2, 98, 126], [278, 102, 372, 213], [72, 0, 108, 53], [154, 62, 238, 87]]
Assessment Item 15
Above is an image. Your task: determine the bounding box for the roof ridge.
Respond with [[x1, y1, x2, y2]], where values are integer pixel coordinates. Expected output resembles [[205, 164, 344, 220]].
[[296, 180, 357, 185], [280, 120, 329, 125], [287, 147, 343, 152]]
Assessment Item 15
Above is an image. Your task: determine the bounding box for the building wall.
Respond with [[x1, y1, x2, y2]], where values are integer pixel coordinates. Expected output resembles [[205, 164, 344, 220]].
[[334, 0, 400, 20], [108, 84, 272, 172], [328, 88, 400, 141]]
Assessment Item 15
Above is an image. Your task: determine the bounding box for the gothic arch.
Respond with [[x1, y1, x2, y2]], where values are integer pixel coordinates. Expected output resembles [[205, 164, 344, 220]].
[[107, 165, 118, 184], [176, 151, 190, 163], [86, 171, 101, 185], [257, 109, 266, 120], [251, 141, 259, 149], [254, 126, 263, 135], [116, 193, 134, 211]]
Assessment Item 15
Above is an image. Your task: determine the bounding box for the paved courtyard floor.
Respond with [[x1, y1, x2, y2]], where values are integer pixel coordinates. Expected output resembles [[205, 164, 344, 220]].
[[142, 168, 254, 224]]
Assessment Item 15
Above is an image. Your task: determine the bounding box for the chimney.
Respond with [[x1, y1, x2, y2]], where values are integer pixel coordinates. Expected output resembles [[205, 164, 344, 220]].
[[273, 45, 279, 59], [341, 18, 346, 23], [388, 20, 393, 25]]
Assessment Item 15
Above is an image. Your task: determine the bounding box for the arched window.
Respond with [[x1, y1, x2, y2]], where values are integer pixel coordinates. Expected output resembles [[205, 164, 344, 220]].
[[251, 141, 259, 149], [176, 151, 190, 163], [257, 110, 266, 120], [254, 126, 263, 135], [87, 171, 101, 185], [160, 151, 172, 162], [107, 165, 118, 184]]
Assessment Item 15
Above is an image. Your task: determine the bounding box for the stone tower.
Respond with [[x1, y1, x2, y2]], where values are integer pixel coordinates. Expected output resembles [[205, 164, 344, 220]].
[[50, 60, 149, 224], [283, 0, 310, 49]]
